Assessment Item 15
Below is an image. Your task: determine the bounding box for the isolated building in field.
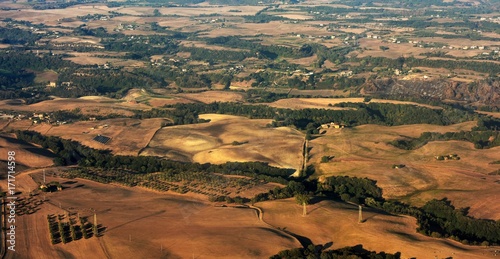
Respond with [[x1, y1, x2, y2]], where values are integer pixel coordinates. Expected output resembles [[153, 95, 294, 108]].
[[318, 122, 346, 130]]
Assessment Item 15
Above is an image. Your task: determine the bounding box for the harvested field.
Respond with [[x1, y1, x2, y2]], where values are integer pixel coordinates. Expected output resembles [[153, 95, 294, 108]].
[[5, 118, 166, 156], [116, 6, 265, 17], [2, 170, 300, 259], [259, 198, 498, 259], [310, 122, 500, 219], [285, 54, 318, 67], [122, 88, 193, 107], [200, 21, 331, 38], [34, 70, 58, 83], [0, 134, 55, 168], [276, 13, 313, 20], [267, 97, 442, 110], [357, 39, 430, 58], [0, 5, 115, 25], [180, 40, 248, 52], [174, 91, 245, 103], [477, 111, 500, 118], [0, 97, 149, 116], [142, 114, 303, 172], [63, 52, 139, 66]]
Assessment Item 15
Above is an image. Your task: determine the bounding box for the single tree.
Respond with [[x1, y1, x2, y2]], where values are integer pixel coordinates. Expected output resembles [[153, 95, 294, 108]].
[[295, 193, 311, 216]]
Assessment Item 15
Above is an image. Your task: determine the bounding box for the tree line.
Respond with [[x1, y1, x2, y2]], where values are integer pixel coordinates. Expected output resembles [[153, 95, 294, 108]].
[[14, 129, 500, 245], [255, 173, 500, 246], [270, 244, 400, 259], [390, 118, 500, 150], [14, 130, 293, 183], [149, 102, 476, 131]]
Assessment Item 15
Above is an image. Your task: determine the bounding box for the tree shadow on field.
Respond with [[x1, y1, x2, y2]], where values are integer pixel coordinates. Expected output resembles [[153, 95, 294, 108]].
[[280, 229, 313, 248]]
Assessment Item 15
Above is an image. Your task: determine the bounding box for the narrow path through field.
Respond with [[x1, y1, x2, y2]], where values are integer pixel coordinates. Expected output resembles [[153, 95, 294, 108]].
[[0, 120, 10, 132], [98, 237, 111, 259], [248, 205, 309, 248], [137, 124, 164, 156]]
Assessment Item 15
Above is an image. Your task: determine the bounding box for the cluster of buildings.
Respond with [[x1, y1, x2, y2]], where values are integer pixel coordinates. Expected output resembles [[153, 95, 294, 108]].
[[29, 113, 68, 125]]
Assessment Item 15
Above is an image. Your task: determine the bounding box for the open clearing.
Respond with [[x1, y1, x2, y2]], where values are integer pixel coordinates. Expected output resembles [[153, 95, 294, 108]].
[[310, 121, 500, 219], [2, 170, 300, 259], [259, 198, 498, 259], [142, 114, 303, 172]]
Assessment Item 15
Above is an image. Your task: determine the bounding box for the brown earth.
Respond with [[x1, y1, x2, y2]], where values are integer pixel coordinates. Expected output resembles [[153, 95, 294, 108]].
[[142, 114, 303, 172], [2, 170, 300, 259], [310, 122, 500, 219], [4, 118, 166, 156], [0, 134, 55, 168], [259, 199, 498, 259], [268, 97, 442, 110], [174, 91, 245, 103], [0, 97, 149, 116]]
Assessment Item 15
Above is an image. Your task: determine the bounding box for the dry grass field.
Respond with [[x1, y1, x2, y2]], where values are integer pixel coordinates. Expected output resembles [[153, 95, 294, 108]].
[[4, 168, 497, 259], [200, 21, 330, 38], [477, 111, 500, 118], [175, 91, 245, 103], [309, 122, 500, 219], [142, 114, 303, 172], [259, 198, 498, 259], [357, 39, 430, 59], [121, 89, 245, 107], [116, 5, 265, 17], [0, 5, 115, 26], [267, 97, 442, 110], [2, 170, 300, 259], [0, 97, 149, 116], [34, 70, 59, 84], [62, 52, 144, 67], [0, 134, 55, 168], [180, 40, 248, 52], [122, 88, 193, 107], [4, 117, 166, 156]]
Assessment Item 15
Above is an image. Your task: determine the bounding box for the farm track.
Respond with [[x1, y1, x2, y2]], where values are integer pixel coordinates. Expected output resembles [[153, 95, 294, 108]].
[[137, 124, 164, 156], [98, 236, 111, 259], [248, 205, 307, 248]]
